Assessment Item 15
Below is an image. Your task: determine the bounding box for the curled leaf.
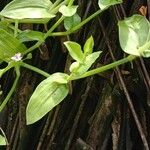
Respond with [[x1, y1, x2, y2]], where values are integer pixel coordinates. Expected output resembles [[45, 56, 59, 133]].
[[69, 61, 80, 73], [0, 135, 6, 146], [0, 0, 55, 23], [59, 5, 78, 17], [118, 14, 150, 57]]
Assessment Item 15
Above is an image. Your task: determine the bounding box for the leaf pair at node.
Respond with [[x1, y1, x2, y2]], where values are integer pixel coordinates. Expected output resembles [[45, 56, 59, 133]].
[[26, 36, 101, 125]]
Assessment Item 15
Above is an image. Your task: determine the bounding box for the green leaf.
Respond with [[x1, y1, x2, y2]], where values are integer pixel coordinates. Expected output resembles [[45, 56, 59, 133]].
[[64, 13, 81, 30], [70, 51, 102, 76], [0, 29, 26, 62], [17, 30, 45, 42], [0, 135, 6, 146], [26, 73, 69, 125], [69, 61, 80, 73], [64, 41, 84, 63], [59, 5, 78, 17], [0, 21, 12, 33], [83, 36, 94, 55], [0, 0, 55, 23], [118, 14, 150, 57], [98, 0, 123, 10]]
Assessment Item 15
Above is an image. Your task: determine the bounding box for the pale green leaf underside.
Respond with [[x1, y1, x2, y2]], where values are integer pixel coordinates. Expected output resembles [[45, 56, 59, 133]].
[[1, 0, 52, 9], [1, 8, 55, 20], [0, 0, 55, 22], [59, 5, 78, 17], [118, 14, 150, 57], [0, 135, 6, 146], [0, 29, 26, 62], [98, 0, 123, 10], [26, 73, 69, 125]]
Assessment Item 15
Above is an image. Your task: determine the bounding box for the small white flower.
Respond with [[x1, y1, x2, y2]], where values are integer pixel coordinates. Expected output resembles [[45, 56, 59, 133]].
[[11, 53, 22, 61]]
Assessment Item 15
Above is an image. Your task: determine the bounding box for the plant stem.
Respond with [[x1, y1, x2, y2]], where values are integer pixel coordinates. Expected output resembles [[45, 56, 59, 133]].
[[20, 62, 50, 78], [23, 0, 75, 55], [23, 16, 64, 55], [2, 63, 14, 74], [68, 0, 75, 6], [49, 0, 67, 15], [22, 41, 42, 55], [44, 16, 65, 39], [0, 67, 20, 112], [70, 55, 136, 80], [44, 0, 75, 39], [49, 0, 62, 11], [49, 8, 108, 37]]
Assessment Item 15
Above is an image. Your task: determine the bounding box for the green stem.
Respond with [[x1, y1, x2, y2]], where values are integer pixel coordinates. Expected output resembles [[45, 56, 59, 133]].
[[22, 0, 74, 55], [22, 15, 66, 54], [0, 67, 20, 112], [70, 55, 136, 80], [44, 16, 65, 39], [22, 41, 41, 55], [49, 8, 108, 37], [22, 14, 62, 54], [49, 0, 67, 15], [20, 62, 50, 78], [1, 62, 16, 76], [44, 0, 75, 39], [68, 0, 74, 6], [9, 24, 22, 33], [49, 0, 62, 11]]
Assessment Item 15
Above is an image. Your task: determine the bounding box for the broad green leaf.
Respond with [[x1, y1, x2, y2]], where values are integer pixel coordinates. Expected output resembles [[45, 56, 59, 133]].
[[83, 36, 94, 55], [0, 21, 12, 33], [70, 51, 102, 76], [64, 13, 81, 30], [17, 30, 45, 42], [118, 14, 150, 57], [0, 0, 55, 23], [26, 73, 69, 125], [98, 0, 123, 10], [64, 41, 84, 63], [0, 135, 6, 146], [59, 5, 78, 17], [0, 29, 26, 62]]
